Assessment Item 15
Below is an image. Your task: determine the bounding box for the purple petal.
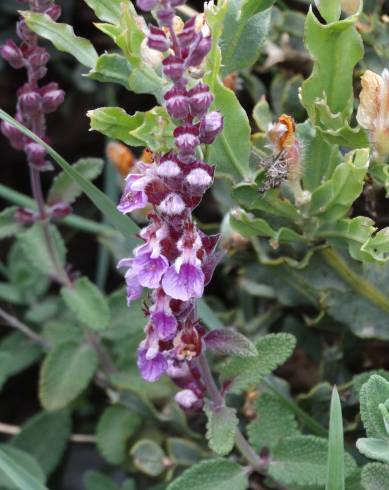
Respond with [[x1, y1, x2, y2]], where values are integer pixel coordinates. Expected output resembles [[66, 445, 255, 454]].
[[134, 253, 169, 289], [117, 174, 148, 214], [162, 263, 204, 301], [125, 270, 143, 305], [175, 389, 199, 409], [137, 347, 167, 382], [151, 311, 178, 340]]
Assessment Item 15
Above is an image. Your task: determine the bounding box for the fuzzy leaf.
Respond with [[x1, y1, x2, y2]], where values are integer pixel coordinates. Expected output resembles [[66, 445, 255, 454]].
[[167, 458, 248, 490], [22, 12, 98, 68], [204, 405, 238, 456], [268, 436, 356, 487], [87, 107, 145, 145], [61, 277, 110, 331], [39, 342, 98, 411], [48, 158, 103, 205], [204, 328, 257, 357], [0, 333, 42, 378], [247, 393, 299, 451], [166, 439, 203, 467], [17, 223, 66, 278], [12, 411, 71, 476], [359, 375, 389, 439], [219, 333, 296, 392], [357, 438, 389, 463], [83, 0, 122, 23], [326, 387, 345, 490], [97, 405, 142, 464], [0, 445, 46, 490], [130, 439, 166, 477], [253, 96, 273, 132], [88, 53, 131, 88], [103, 289, 145, 340], [0, 207, 21, 240], [361, 463, 389, 490]]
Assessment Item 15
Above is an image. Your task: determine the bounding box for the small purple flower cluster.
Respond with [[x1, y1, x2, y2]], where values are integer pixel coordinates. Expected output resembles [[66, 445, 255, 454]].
[[117, 0, 223, 409], [0, 0, 64, 171]]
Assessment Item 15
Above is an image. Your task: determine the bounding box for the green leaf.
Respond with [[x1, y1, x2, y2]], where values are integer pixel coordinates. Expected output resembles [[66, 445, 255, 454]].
[[204, 1, 251, 182], [359, 375, 389, 439], [204, 328, 257, 357], [167, 458, 248, 490], [97, 405, 142, 464], [361, 463, 389, 490], [17, 222, 66, 277], [39, 342, 98, 411], [326, 387, 345, 490], [309, 149, 369, 221], [247, 392, 299, 451], [103, 289, 145, 340], [220, 0, 274, 76], [83, 0, 122, 23], [0, 207, 21, 240], [12, 411, 71, 476], [356, 438, 389, 463], [130, 439, 166, 477], [22, 12, 98, 68], [61, 277, 110, 331], [88, 53, 131, 88], [84, 471, 120, 490], [0, 333, 42, 378], [197, 299, 224, 330], [301, 7, 363, 119], [268, 436, 356, 487], [204, 405, 238, 456], [219, 333, 296, 392], [0, 446, 47, 490], [166, 438, 203, 467], [253, 96, 273, 132], [0, 110, 140, 247], [47, 158, 104, 205], [129, 107, 175, 153], [316, 0, 341, 23], [0, 353, 12, 391]]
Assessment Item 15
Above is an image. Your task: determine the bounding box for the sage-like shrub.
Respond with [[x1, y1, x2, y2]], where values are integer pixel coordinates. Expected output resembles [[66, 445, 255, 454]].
[[0, 0, 389, 488]]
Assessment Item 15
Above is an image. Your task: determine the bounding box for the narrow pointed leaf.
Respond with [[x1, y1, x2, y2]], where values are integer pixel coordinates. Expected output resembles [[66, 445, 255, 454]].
[[0, 447, 47, 490], [326, 387, 345, 490]]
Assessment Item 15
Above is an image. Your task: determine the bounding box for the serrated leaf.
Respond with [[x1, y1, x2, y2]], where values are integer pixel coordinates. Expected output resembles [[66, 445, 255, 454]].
[[11, 411, 71, 476], [359, 375, 389, 438], [326, 387, 345, 490], [97, 405, 141, 464], [247, 392, 299, 451], [23, 12, 98, 68], [0, 333, 42, 378], [17, 223, 66, 278], [39, 342, 98, 411], [268, 436, 356, 486], [130, 439, 166, 477], [61, 277, 110, 331], [167, 458, 248, 490], [204, 328, 257, 357], [83, 0, 122, 23], [357, 438, 389, 463], [0, 207, 21, 240], [220, 0, 274, 76], [84, 471, 120, 490], [0, 445, 46, 490], [42, 321, 82, 347], [47, 158, 103, 205], [361, 463, 389, 490], [88, 53, 131, 88], [219, 333, 296, 392], [204, 405, 238, 456]]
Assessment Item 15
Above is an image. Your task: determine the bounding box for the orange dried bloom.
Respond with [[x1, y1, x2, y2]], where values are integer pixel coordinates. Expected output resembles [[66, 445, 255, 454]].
[[266, 114, 296, 152], [106, 142, 135, 177]]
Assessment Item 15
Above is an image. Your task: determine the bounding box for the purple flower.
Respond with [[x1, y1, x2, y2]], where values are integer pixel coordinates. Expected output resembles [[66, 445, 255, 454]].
[[41, 82, 65, 113], [158, 192, 186, 216], [174, 125, 200, 161], [25, 142, 49, 169], [188, 83, 214, 118], [175, 389, 199, 409], [178, 17, 197, 48], [152, 311, 177, 340], [133, 252, 169, 289], [187, 30, 211, 67], [199, 111, 224, 144], [147, 25, 171, 52], [157, 155, 182, 178], [137, 346, 167, 382], [164, 86, 190, 120], [162, 263, 204, 301], [136, 0, 159, 11], [117, 173, 150, 214], [186, 167, 212, 190], [163, 55, 185, 82], [0, 40, 24, 69]]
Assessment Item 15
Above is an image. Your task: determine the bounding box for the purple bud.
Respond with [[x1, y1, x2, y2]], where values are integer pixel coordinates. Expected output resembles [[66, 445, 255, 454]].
[[157, 156, 182, 178], [136, 0, 158, 11], [16, 19, 37, 44], [147, 25, 170, 52], [18, 90, 42, 114], [170, 0, 187, 6], [28, 48, 50, 68], [25, 142, 47, 168], [45, 4, 62, 21], [174, 125, 200, 161], [199, 111, 223, 144], [158, 193, 186, 215], [157, 6, 175, 27], [15, 207, 36, 225], [186, 167, 212, 189], [1, 121, 25, 150], [41, 84, 65, 113], [162, 55, 185, 82], [175, 389, 200, 410], [164, 86, 190, 119], [49, 202, 72, 218], [188, 82, 213, 118], [188, 32, 211, 67], [0, 40, 24, 69], [177, 17, 196, 48]]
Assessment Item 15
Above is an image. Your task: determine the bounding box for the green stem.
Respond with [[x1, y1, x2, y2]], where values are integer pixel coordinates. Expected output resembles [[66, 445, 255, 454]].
[[322, 248, 389, 314]]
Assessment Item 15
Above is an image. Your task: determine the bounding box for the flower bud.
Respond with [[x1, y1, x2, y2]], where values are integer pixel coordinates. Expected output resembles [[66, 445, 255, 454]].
[[25, 142, 47, 169], [162, 55, 185, 81], [16, 19, 37, 44], [164, 86, 190, 119], [41, 85, 65, 113], [0, 40, 24, 69], [1, 121, 25, 150], [28, 48, 50, 68], [136, 0, 158, 11], [175, 389, 201, 410], [188, 82, 213, 118], [187, 31, 211, 67], [177, 17, 196, 48], [186, 167, 212, 190], [199, 111, 223, 144], [174, 125, 200, 161], [45, 4, 62, 21], [157, 6, 175, 26], [158, 193, 186, 215], [49, 202, 73, 218], [157, 156, 182, 178], [147, 25, 170, 52], [18, 90, 42, 114], [15, 207, 36, 225]]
